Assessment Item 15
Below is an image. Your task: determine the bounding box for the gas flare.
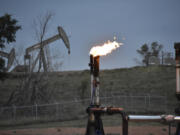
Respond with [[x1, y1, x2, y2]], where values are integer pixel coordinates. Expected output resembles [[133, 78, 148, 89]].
[[90, 40, 123, 57]]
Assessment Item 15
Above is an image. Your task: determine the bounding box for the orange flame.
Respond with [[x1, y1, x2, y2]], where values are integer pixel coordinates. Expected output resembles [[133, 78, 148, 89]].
[[90, 40, 123, 57]]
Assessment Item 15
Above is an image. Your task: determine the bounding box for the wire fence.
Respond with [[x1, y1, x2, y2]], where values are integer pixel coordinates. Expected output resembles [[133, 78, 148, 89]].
[[0, 95, 175, 126]]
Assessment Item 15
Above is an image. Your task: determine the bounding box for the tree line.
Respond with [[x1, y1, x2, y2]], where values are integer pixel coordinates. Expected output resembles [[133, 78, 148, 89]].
[[0, 14, 21, 80], [0, 13, 175, 80], [136, 42, 174, 66]]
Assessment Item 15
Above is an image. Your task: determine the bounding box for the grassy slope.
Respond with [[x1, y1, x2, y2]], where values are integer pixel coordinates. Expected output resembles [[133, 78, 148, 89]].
[[0, 66, 178, 128], [0, 66, 176, 105]]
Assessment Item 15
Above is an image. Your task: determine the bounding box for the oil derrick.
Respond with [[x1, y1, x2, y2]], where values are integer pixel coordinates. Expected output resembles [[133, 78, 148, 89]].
[[6, 26, 70, 106], [44, 45, 52, 71], [24, 26, 70, 72], [0, 48, 15, 72]]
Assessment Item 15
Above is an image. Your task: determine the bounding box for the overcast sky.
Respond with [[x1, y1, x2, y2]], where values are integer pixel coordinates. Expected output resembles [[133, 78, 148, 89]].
[[0, 0, 180, 71]]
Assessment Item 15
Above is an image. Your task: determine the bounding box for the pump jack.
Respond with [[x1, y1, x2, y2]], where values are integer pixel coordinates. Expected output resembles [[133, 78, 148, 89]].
[[24, 26, 70, 72], [0, 48, 15, 71]]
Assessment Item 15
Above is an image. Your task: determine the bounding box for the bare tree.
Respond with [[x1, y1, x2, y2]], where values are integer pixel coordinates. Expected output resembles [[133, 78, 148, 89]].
[[31, 12, 64, 72], [6, 11, 70, 106], [136, 42, 163, 66], [6, 12, 57, 106], [33, 12, 54, 72], [13, 44, 24, 65]]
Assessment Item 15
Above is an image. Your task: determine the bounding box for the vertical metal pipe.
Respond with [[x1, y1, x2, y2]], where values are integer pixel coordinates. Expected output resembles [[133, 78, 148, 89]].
[[94, 56, 100, 106], [169, 123, 171, 135], [89, 55, 94, 105], [90, 75, 94, 105], [176, 60, 180, 94], [86, 55, 103, 135], [174, 43, 180, 135], [89, 55, 100, 106], [122, 113, 128, 135], [93, 56, 99, 77], [175, 43, 180, 94]]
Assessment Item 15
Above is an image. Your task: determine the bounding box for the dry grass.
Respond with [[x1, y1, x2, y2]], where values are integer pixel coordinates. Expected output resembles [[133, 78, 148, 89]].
[[0, 66, 177, 128]]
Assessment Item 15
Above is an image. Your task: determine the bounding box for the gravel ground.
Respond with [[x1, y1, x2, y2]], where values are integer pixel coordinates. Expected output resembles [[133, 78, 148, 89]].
[[0, 125, 176, 135]]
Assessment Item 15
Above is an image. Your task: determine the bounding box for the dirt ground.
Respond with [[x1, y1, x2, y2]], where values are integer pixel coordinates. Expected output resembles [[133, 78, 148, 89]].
[[0, 125, 176, 135]]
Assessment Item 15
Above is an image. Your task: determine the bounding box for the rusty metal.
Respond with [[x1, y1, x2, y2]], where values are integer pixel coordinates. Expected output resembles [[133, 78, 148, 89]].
[[174, 43, 180, 135], [89, 55, 100, 106], [93, 56, 99, 77], [85, 106, 105, 135], [86, 106, 128, 135], [86, 55, 104, 135], [85, 42, 180, 135], [174, 43, 180, 61], [175, 43, 180, 95], [86, 54, 128, 135], [87, 107, 124, 114], [89, 107, 128, 135]]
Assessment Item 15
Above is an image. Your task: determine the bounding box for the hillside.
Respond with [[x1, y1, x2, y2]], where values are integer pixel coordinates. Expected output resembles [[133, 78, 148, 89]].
[[0, 66, 177, 105], [0, 65, 178, 126]]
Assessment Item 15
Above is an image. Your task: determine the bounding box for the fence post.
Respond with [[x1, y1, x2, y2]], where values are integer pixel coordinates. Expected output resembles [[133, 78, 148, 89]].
[[145, 96, 147, 111], [125, 96, 128, 111], [56, 102, 59, 119], [35, 104, 38, 120], [105, 93, 107, 105], [130, 95, 132, 111], [60, 104, 63, 120], [13, 105, 16, 121], [165, 96, 167, 113], [148, 94, 150, 109]]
